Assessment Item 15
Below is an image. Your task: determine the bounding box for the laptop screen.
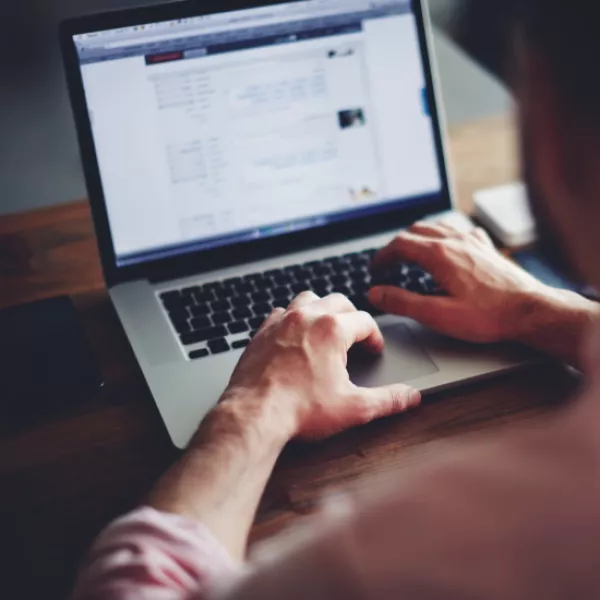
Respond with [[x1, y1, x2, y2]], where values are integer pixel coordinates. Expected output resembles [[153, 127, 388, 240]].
[[74, 0, 444, 268]]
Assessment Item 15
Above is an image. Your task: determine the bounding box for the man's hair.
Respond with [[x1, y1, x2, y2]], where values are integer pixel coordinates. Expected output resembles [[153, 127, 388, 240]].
[[517, 1, 600, 119]]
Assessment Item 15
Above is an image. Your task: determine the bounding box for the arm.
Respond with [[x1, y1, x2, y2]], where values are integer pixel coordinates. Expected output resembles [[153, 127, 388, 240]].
[[147, 392, 293, 562], [368, 221, 599, 371], [149, 293, 419, 561], [72, 292, 420, 599]]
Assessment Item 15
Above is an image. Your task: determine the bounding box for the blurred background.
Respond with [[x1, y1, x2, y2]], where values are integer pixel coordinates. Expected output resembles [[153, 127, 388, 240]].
[[0, 0, 512, 216]]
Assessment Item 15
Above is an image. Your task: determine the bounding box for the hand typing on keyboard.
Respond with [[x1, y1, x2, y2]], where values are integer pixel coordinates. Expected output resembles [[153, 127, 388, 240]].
[[369, 220, 586, 345], [222, 291, 421, 441]]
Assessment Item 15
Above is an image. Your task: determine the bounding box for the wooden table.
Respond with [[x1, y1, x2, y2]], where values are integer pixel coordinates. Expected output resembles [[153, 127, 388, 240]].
[[0, 115, 580, 600]]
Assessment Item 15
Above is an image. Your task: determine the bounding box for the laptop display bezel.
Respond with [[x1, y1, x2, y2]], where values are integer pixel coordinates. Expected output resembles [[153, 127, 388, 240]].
[[60, 0, 453, 286]]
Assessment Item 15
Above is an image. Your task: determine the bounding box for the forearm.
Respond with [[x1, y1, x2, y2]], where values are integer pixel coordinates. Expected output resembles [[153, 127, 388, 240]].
[[148, 390, 296, 560], [515, 289, 599, 370]]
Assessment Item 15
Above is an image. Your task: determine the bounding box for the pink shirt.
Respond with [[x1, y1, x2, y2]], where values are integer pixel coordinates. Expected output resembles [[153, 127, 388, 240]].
[[72, 320, 600, 599]]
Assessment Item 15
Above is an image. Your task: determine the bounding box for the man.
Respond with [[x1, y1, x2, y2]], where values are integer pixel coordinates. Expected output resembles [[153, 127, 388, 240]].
[[72, 1, 600, 597]]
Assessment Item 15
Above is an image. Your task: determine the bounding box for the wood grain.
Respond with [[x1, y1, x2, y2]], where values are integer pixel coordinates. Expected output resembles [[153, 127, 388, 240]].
[[0, 114, 574, 600]]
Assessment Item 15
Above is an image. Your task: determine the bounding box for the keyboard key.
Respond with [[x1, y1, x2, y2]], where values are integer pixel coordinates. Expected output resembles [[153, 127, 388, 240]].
[[249, 316, 264, 330], [191, 316, 211, 330], [244, 274, 268, 288], [181, 294, 196, 307], [228, 320, 249, 334], [274, 272, 293, 285], [203, 281, 223, 292], [349, 269, 368, 282], [223, 277, 242, 287], [353, 281, 370, 295], [313, 265, 332, 277], [190, 303, 210, 317], [180, 326, 228, 345], [231, 294, 251, 308], [293, 268, 312, 281], [243, 272, 262, 281], [313, 285, 330, 297], [312, 277, 330, 289], [253, 302, 272, 316], [189, 348, 209, 360], [265, 269, 282, 277], [235, 282, 254, 295], [254, 277, 275, 290], [168, 308, 189, 321], [212, 311, 232, 325], [331, 261, 351, 273], [291, 282, 310, 294], [272, 286, 290, 299], [330, 274, 347, 286], [251, 291, 270, 303], [182, 285, 201, 295], [208, 338, 230, 354], [233, 307, 252, 320], [232, 339, 250, 349], [160, 292, 183, 311], [194, 290, 214, 304], [171, 317, 191, 335], [211, 299, 230, 312], [215, 287, 236, 299], [332, 285, 351, 297], [326, 256, 346, 268]]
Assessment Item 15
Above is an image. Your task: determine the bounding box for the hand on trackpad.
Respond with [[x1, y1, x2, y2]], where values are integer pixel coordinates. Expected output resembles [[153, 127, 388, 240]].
[[348, 324, 439, 387]]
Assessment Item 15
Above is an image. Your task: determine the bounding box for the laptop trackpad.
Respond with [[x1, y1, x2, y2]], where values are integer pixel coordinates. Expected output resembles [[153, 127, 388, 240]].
[[349, 323, 439, 387]]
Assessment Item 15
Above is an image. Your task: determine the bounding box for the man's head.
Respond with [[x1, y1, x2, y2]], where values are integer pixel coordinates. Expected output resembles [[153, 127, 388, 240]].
[[510, 1, 600, 287]]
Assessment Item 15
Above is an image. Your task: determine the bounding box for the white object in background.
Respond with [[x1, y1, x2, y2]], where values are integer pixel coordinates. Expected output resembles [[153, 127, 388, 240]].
[[473, 182, 537, 247]]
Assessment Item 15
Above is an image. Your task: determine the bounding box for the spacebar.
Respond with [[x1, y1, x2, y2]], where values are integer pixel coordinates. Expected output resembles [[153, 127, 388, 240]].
[[180, 326, 228, 345]]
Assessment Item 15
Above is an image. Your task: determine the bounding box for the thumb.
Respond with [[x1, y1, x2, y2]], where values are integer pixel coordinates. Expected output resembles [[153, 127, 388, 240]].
[[359, 384, 422, 423]]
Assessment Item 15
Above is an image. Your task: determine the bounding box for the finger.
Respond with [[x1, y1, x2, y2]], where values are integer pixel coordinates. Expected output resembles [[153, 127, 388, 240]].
[[288, 291, 320, 310], [409, 221, 455, 239], [357, 384, 421, 425], [336, 311, 385, 353], [260, 307, 286, 330], [371, 232, 436, 273], [311, 293, 357, 315], [368, 286, 458, 332], [472, 227, 494, 247]]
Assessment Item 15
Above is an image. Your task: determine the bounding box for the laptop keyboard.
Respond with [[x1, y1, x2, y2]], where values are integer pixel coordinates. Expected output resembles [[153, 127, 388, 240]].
[[159, 249, 440, 360]]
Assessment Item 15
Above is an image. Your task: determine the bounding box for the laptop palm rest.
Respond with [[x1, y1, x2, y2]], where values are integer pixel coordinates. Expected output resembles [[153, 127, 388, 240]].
[[349, 323, 439, 387]]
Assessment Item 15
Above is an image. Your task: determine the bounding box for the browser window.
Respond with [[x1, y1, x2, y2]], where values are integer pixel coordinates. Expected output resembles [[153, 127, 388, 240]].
[[75, 0, 442, 267]]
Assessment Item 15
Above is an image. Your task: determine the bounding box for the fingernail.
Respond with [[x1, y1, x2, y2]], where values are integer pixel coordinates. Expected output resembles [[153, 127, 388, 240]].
[[368, 288, 382, 305], [410, 389, 422, 407]]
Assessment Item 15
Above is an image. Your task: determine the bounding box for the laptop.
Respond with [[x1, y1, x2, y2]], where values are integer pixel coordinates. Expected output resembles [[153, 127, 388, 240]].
[[61, 0, 538, 449]]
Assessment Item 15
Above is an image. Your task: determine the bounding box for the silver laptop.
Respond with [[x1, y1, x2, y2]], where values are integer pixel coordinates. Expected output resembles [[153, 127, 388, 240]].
[[61, 0, 538, 448]]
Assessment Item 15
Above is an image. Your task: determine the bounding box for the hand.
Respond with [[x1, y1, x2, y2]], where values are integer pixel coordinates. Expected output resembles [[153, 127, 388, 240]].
[[368, 221, 563, 344], [223, 292, 421, 441]]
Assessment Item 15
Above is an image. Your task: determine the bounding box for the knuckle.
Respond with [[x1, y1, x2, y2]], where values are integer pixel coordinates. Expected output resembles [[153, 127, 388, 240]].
[[297, 290, 318, 301], [284, 308, 309, 328], [431, 240, 449, 259], [314, 314, 342, 340], [331, 293, 353, 307]]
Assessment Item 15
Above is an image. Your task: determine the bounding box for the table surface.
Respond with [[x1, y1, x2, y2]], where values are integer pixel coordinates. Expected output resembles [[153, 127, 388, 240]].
[[0, 115, 580, 600]]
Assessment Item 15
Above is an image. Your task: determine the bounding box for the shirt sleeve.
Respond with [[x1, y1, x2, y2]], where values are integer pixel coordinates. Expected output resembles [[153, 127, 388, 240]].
[[71, 507, 238, 600]]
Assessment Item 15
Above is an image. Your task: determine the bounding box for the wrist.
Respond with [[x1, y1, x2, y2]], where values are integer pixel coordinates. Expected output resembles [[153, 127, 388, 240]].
[[513, 288, 598, 365], [190, 386, 297, 454]]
